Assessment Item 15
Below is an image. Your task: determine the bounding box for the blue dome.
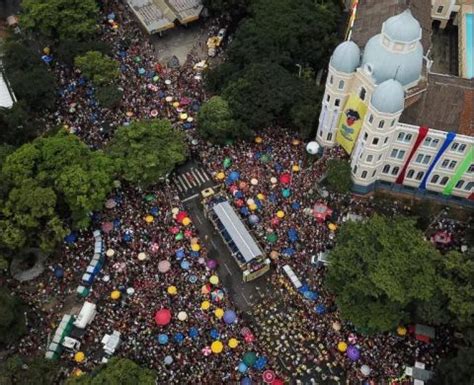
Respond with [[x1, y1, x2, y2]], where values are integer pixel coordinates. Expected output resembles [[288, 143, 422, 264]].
[[371, 79, 405, 114], [382, 10, 421, 43], [330, 41, 360, 73], [362, 34, 423, 86]]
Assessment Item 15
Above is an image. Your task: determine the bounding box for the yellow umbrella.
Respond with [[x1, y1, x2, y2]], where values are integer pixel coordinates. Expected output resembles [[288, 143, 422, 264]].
[[214, 308, 224, 318], [167, 286, 177, 295], [256, 193, 265, 200], [72, 368, 84, 377], [211, 340, 223, 354], [276, 210, 285, 218], [337, 342, 347, 352], [172, 101, 180, 108], [191, 244, 201, 252], [145, 215, 154, 223], [180, 113, 188, 120], [397, 326, 407, 336], [191, 237, 199, 245], [74, 352, 85, 363], [126, 111, 134, 117], [249, 203, 257, 211], [328, 223, 337, 231], [182, 217, 191, 226], [110, 290, 121, 300], [292, 164, 300, 172], [216, 172, 225, 180], [292, 139, 300, 145], [201, 300, 211, 310], [228, 338, 239, 348], [255, 136, 263, 144], [209, 275, 219, 285]]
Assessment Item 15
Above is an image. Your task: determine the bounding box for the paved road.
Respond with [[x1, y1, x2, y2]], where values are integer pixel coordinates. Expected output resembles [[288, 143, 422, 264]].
[[173, 161, 274, 312]]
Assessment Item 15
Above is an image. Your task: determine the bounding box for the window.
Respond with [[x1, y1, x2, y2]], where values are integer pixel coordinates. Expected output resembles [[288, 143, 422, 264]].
[[423, 137, 440, 148], [407, 169, 415, 179], [391, 119, 396, 127], [363, 132, 368, 141], [390, 148, 406, 159], [378, 120, 385, 129], [431, 174, 439, 184], [368, 114, 374, 124], [372, 137, 379, 145], [335, 99, 340, 107], [451, 142, 459, 151], [459, 144, 467, 152], [391, 167, 399, 176], [469, 164, 474, 173], [397, 132, 413, 143], [378, 154, 382, 161], [327, 133, 333, 141], [338, 80, 344, 90], [448, 160, 457, 169], [440, 176, 449, 186], [422, 155, 432, 164], [319, 129, 323, 137], [359, 87, 366, 100], [441, 159, 450, 168], [437, 5, 444, 14], [366, 154, 373, 163], [382, 164, 390, 174], [384, 137, 389, 144], [465, 182, 474, 191], [415, 153, 432, 164], [353, 165, 358, 174], [455, 180, 465, 189], [329, 75, 333, 84], [372, 170, 377, 177], [361, 171, 368, 179], [451, 142, 467, 153], [415, 171, 424, 181], [326, 94, 330, 102]]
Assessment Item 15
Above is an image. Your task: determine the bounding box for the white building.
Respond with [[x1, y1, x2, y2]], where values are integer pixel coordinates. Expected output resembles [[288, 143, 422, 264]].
[[316, 8, 473, 205]]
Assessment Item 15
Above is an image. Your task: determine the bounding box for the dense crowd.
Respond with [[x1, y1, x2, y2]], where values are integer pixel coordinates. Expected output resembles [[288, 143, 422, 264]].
[[4, 1, 470, 384]]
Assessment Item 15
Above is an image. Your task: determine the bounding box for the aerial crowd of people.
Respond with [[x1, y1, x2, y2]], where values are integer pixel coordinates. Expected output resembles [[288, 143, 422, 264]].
[[4, 1, 469, 384]]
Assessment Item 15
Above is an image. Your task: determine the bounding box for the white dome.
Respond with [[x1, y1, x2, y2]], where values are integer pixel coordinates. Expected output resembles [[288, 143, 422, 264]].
[[330, 41, 361, 73], [306, 141, 320, 154], [370, 79, 405, 114], [362, 34, 423, 86], [382, 9, 421, 43]]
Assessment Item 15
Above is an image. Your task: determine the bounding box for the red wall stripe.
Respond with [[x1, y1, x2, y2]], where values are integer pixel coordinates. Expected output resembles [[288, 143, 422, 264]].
[[396, 125, 429, 185]]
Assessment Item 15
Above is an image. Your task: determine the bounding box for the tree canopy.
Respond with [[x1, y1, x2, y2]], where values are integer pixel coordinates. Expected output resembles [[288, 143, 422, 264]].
[[326, 215, 441, 333], [0, 289, 27, 346], [0, 355, 60, 385], [75, 51, 120, 86], [66, 358, 156, 385], [325, 159, 352, 194], [107, 120, 187, 188], [0, 131, 115, 254], [197, 96, 244, 144], [20, 0, 99, 42]]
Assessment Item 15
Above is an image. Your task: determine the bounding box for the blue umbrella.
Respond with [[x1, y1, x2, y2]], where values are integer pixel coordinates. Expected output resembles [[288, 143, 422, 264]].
[[174, 332, 185, 344], [107, 12, 116, 20], [248, 215, 259, 225], [228, 171, 240, 182], [164, 355, 173, 365], [223, 310, 237, 324], [41, 55, 53, 64], [150, 207, 159, 216], [210, 329, 219, 339], [282, 188, 292, 198], [304, 291, 319, 301], [123, 232, 133, 242], [288, 228, 298, 242], [180, 260, 190, 270], [190, 251, 200, 258], [274, 163, 283, 173], [282, 247, 295, 256], [253, 356, 267, 370], [240, 207, 250, 216], [188, 327, 199, 339], [138, 68, 145, 75], [54, 267, 64, 279], [291, 201, 301, 210], [113, 218, 121, 228], [175, 249, 185, 259], [188, 275, 198, 284], [255, 199, 263, 209], [238, 362, 248, 373], [315, 304, 326, 315], [268, 193, 278, 204], [157, 334, 168, 344], [183, 122, 192, 129], [241, 377, 252, 385], [234, 191, 244, 199], [298, 284, 310, 294], [64, 233, 77, 244]]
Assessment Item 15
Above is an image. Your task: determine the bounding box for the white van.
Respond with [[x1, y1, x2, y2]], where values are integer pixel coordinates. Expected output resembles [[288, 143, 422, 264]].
[[73, 302, 97, 329]]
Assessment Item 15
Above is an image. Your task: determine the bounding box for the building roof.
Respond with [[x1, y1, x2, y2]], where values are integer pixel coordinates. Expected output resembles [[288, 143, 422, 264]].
[[0, 69, 15, 109], [401, 73, 474, 135], [212, 201, 263, 263], [371, 79, 405, 113], [350, 0, 432, 53], [166, 0, 203, 24], [330, 41, 361, 73], [126, 0, 175, 34], [382, 9, 421, 43]]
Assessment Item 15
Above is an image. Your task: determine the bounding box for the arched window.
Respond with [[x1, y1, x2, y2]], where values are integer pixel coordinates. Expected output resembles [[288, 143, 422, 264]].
[[440, 176, 449, 186], [431, 174, 439, 184], [407, 169, 415, 179], [415, 171, 424, 180], [338, 80, 345, 90], [359, 87, 367, 100], [465, 182, 474, 191], [353, 165, 358, 174], [455, 180, 465, 189], [391, 167, 399, 176], [378, 120, 385, 129], [382, 164, 390, 174], [361, 170, 368, 179]]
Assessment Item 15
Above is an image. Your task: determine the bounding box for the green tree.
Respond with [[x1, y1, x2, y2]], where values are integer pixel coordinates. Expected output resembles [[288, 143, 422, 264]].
[[0, 355, 60, 385], [75, 51, 120, 86], [198, 96, 244, 144], [96, 85, 123, 109], [66, 358, 155, 385], [0, 102, 44, 146], [326, 215, 441, 333], [108, 120, 187, 188], [57, 39, 112, 66], [203, 0, 249, 15], [325, 159, 352, 194], [20, 0, 99, 42], [0, 289, 26, 345]]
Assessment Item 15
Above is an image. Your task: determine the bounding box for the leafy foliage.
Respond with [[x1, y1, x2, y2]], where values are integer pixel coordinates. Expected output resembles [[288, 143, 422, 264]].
[[0, 355, 60, 385], [96, 85, 123, 109], [326, 215, 441, 333], [74, 51, 120, 86], [108, 120, 187, 188], [20, 0, 99, 42], [326, 159, 352, 194], [0, 289, 26, 345], [57, 39, 112, 66], [0, 102, 42, 146], [66, 358, 156, 385], [198, 96, 244, 144]]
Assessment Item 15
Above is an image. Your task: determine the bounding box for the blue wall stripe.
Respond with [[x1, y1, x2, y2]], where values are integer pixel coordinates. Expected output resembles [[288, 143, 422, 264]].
[[419, 132, 456, 190]]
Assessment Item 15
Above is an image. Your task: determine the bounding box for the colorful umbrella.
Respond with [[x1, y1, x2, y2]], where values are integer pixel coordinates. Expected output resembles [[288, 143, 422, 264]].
[[262, 370, 276, 384], [243, 352, 257, 366], [158, 260, 171, 273], [155, 309, 171, 326]]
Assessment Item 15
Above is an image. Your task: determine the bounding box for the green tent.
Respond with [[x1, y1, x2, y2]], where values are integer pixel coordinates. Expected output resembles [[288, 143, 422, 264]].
[[266, 233, 278, 244], [242, 352, 257, 367]]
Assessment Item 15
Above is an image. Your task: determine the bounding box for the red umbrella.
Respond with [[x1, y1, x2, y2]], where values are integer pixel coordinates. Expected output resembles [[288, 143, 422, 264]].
[[101, 221, 113, 233], [272, 379, 284, 385], [244, 333, 255, 343], [279, 173, 291, 185], [235, 199, 244, 207], [184, 229, 193, 238], [262, 370, 276, 384], [313, 202, 332, 223], [229, 185, 238, 194], [271, 218, 280, 227], [169, 226, 180, 234], [176, 211, 188, 223], [155, 309, 171, 325]]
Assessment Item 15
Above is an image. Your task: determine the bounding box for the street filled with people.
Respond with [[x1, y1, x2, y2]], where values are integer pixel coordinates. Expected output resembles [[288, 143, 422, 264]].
[[4, 2, 471, 384]]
